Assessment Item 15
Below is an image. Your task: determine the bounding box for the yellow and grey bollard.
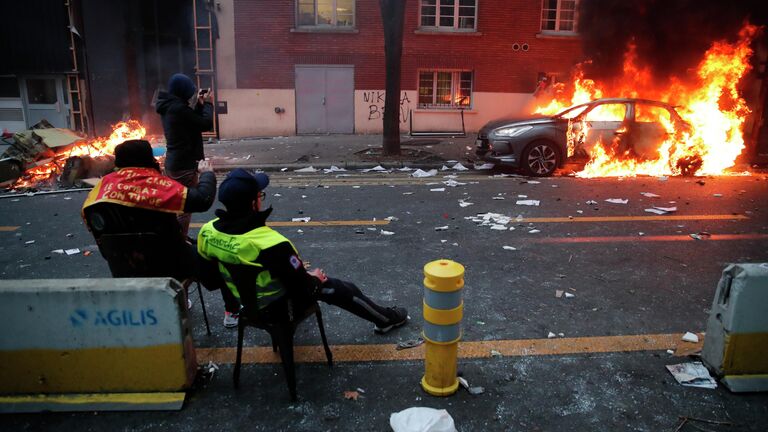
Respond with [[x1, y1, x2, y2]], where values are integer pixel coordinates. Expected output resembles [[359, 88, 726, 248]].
[[421, 259, 465, 396]]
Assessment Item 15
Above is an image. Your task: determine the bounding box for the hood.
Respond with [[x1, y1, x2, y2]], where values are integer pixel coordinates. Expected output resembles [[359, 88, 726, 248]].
[[480, 116, 556, 134], [155, 91, 187, 114]]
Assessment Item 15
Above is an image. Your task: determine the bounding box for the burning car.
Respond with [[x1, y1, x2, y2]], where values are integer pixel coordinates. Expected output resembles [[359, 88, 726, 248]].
[[475, 98, 692, 177]]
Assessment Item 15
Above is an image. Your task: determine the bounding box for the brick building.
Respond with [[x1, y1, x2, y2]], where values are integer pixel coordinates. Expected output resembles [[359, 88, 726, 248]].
[[214, 0, 584, 137]]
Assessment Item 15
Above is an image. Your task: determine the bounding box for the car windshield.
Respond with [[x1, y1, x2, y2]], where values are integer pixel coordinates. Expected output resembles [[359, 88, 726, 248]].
[[554, 103, 591, 119]]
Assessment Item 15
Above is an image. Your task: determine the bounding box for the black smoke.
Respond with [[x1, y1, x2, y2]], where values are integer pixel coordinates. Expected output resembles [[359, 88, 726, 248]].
[[579, 0, 768, 81]]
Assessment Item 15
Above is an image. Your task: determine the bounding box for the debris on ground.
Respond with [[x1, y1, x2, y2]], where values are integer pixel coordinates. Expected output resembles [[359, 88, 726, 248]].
[[528, 229, 541, 234], [361, 165, 388, 173], [458, 199, 473, 208], [689, 232, 712, 240], [411, 169, 437, 178], [65, 248, 80, 255], [555, 290, 564, 298], [83, 250, 92, 256], [564, 292, 575, 298], [547, 332, 557, 339], [398, 167, 414, 172], [384, 216, 399, 221], [644, 206, 677, 215], [586, 200, 598, 205], [380, 230, 395, 236], [457, 377, 485, 395], [343, 390, 360, 401], [641, 192, 660, 198], [605, 198, 629, 204], [657, 176, 669, 181], [396, 338, 424, 350], [713, 193, 723, 197], [492, 196, 505, 200], [502, 246, 517, 251], [443, 179, 466, 187], [681, 332, 699, 343], [523, 180, 541, 184], [516, 199, 540, 206], [665, 362, 717, 389], [474, 163, 495, 170], [390, 407, 457, 432], [434, 226, 449, 231], [451, 163, 469, 171], [323, 166, 347, 173], [291, 217, 311, 223], [490, 350, 503, 358], [294, 166, 318, 173], [430, 188, 445, 192]]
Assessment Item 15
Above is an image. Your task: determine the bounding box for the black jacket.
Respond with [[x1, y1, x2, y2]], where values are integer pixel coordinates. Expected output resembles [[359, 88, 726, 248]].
[[156, 91, 213, 172]]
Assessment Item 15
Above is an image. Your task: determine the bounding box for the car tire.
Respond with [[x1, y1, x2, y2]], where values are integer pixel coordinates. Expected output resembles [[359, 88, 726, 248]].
[[521, 141, 560, 177]]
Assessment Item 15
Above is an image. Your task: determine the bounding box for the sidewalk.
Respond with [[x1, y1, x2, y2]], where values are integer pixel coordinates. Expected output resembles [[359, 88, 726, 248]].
[[202, 134, 479, 172]]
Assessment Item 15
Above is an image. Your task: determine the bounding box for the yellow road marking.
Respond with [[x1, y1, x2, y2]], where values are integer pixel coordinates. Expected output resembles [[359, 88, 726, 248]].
[[520, 214, 748, 223], [190, 220, 390, 228], [196, 333, 700, 365], [0, 392, 185, 405], [0, 226, 19, 232]]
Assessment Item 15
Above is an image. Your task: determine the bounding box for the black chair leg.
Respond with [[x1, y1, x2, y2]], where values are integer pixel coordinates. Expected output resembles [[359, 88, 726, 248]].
[[276, 327, 297, 401], [315, 309, 333, 368], [196, 281, 211, 335], [233, 320, 245, 388]]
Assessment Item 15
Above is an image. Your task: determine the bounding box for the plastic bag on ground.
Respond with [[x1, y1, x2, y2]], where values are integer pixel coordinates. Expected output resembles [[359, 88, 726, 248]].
[[390, 407, 457, 432]]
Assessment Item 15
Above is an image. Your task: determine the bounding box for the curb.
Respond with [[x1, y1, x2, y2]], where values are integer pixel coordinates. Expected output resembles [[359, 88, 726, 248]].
[[212, 160, 468, 173]]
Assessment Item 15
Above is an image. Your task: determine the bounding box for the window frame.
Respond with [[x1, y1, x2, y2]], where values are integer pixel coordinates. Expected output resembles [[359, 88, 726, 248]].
[[417, 69, 474, 109], [540, 0, 579, 34], [296, 0, 356, 28], [419, 0, 478, 32]]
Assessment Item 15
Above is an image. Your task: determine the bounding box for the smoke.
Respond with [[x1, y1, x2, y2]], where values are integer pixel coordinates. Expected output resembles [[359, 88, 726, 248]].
[[578, 0, 768, 81]]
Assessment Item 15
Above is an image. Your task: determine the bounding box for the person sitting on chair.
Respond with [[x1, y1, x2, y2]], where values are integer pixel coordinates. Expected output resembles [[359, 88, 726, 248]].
[[82, 139, 240, 325], [196, 168, 409, 334]]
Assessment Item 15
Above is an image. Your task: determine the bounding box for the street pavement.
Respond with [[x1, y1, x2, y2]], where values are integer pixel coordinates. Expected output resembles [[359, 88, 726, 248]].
[[2, 161, 768, 430]]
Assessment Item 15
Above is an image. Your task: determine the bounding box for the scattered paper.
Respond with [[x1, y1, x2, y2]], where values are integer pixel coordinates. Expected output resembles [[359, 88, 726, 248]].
[[516, 200, 540, 206], [361, 165, 387, 173], [273, 193, 282, 197], [384, 216, 399, 221], [474, 163, 495, 170], [398, 167, 414, 172], [280, 167, 288, 172], [605, 198, 629, 204], [641, 192, 660, 198], [657, 176, 669, 181], [547, 332, 557, 339], [291, 217, 311, 223], [380, 230, 395, 236], [430, 188, 446, 192], [323, 165, 347, 173], [555, 290, 564, 298], [518, 194, 528, 198], [402, 192, 414, 195], [457, 377, 485, 395], [490, 225, 508, 231], [666, 362, 717, 389], [564, 292, 575, 298], [529, 229, 541, 234], [443, 179, 466, 187], [502, 246, 517, 251], [294, 166, 318, 173], [713, 193, 723, 197], [458, 200, 474, 208], [411, 169, 438, 178], [440, 165, 450, 171], [390, 407, 457, 432], [490, 350, 503, 358], [689, 232, 712, 241], [434, 226, 449, 231], [525, 180, 541, 184], [682, 332, 699, 343], [645, 206, 677, 215], [451, 163, 469, 171], [586, 200, 598, 205], [396, 338, 424, 350], [65, 248, 80, 255], [24, 240, 35, 245], [492, 196, 505, 200], [52, 249, 64, 254]]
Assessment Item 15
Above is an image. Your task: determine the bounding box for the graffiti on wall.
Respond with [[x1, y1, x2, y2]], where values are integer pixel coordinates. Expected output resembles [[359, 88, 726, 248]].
[[363, 91, 411, 123]]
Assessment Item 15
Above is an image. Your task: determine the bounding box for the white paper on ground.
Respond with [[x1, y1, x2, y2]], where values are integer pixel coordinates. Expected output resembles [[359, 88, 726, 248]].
[[291, 217, 311, 223], [682, 332, 699, 343], [529, 229, 541, 234], [434, 226, 449, 231], [525, 180, 541, 184], [294, 166, 318, 172], [516, 200, 540, 206], [547, 332, 557, 339], [474, 163, 495, 170], [323, 165, 346, 173], [644, 208, 667, 215], [665, 362, 717, 389], [430, 188, 446, 192], [361, 165, 388, 173], [398, 167, 414, 171], [65, 248, 80, 255], [440, 165, 450, 171], [641, 192, 661, 198], [605, 198, 629, 204], [443, 179, 466, 187], [52, 249, 64, 254], [458, 200, 474, 207], [390, 407, 457, 432], [451, 163, 469, 171], [492, 196, 505, 200], [380, 230, 395, 235], [490, 225, 508, 230], [502, 246, 517, 251], [411, 169, 438, 178]]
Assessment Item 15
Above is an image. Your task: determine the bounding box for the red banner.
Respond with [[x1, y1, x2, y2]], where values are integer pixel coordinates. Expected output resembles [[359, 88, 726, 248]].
[[82, 167, 187, 214]]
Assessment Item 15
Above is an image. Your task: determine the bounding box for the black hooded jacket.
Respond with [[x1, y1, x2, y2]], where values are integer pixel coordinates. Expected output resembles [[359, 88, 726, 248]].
[[156, 91, 213, 172]]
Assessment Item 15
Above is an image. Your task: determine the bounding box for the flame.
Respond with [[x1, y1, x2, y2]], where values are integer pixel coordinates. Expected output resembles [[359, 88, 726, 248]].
[[11, 120, 146, 189], [533, 24, 759, 177]]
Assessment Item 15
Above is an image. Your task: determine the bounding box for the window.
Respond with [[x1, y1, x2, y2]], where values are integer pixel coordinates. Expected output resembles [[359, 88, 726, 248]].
[[0, 77, 20, 98], [26, 79, 58, 104], [541, 0, 578, 33], [297, 0, 354, 27], [585, 103, 627, 122], [420, 0, 477, 31], [418, 71, 472, 108]]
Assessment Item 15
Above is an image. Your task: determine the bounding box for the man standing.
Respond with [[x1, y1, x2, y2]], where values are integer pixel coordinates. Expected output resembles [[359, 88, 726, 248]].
[[156, 73, 213, 236], [82, 139, 241, 326], [197, 169, 409, 334]]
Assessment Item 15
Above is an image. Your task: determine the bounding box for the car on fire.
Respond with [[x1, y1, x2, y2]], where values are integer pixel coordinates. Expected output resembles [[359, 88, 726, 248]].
[[475, 98, 691, 176]]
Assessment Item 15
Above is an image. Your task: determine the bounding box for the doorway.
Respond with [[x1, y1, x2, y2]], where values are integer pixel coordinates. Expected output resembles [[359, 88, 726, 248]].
[[295, 65, 354, 134], [22, 76, 70, 128]]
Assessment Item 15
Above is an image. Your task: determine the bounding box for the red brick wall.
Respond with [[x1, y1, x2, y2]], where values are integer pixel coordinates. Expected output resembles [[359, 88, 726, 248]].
[[234, 0, 584, 93]]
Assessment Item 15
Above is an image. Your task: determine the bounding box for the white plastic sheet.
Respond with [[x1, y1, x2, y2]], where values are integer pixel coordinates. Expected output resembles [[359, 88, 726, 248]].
[[390, 407, 457, 432]]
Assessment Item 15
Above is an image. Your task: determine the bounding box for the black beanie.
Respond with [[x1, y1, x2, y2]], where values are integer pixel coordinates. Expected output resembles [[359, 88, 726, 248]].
[[168, 73, 196, 100], [114, 140, 160, 171]]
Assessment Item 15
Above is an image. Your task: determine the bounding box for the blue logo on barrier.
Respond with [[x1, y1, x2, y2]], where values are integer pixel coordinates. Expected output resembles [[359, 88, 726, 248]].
[[69, 309, 158, 327]]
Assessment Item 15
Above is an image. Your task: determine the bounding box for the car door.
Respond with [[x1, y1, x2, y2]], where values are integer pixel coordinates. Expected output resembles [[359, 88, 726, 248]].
[[629, 102, 675, 159], [581, 102, 630, 153]]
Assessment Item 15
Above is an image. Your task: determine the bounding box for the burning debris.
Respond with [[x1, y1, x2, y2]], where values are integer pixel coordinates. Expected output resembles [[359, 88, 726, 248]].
[[534, 21, 762, 178], [1, 120, 147, 191]]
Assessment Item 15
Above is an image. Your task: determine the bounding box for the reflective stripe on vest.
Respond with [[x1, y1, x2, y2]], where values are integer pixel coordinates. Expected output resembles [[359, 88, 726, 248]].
[[198, 221, 299, 308]]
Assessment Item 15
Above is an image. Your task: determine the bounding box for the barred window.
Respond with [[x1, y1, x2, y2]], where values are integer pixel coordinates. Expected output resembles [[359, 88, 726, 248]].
[[297, 0, 355, 27], [541, 0, 578, 33], [420, 0, 477, 31], [418, 71, 473, 108]]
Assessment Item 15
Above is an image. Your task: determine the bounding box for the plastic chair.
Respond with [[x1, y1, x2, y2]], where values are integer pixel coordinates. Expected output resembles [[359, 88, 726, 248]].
[[221, 262, 333, 401]]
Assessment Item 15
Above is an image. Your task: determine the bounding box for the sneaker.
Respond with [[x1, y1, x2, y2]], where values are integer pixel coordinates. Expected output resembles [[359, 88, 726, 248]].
[[223, 311, 239, 328], [374, 307, 408, 334]]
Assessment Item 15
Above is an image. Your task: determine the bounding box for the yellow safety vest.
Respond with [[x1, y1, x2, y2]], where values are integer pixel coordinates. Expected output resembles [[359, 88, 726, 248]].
[[197, 220, 298, 309]]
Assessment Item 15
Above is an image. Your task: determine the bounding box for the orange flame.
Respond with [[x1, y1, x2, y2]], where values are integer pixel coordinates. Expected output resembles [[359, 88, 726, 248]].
[[533, 24, 759, 177], [11, 120, 146, 189]]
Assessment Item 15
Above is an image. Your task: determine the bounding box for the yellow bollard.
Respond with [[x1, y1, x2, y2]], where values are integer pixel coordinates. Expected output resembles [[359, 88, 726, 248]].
[[421, 259, 465, 396]]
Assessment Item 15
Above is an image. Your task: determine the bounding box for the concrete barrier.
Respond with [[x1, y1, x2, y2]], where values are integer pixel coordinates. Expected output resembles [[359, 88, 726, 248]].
[[702, 264, 768, 392], [0, 278, 196, 411]]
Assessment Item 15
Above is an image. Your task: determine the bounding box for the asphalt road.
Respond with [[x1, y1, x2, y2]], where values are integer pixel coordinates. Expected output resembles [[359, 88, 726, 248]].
[[2, 172, 768, 431]]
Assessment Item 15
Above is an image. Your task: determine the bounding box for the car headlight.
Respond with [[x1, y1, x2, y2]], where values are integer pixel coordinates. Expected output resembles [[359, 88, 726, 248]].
[[493, 125, 533, 137]]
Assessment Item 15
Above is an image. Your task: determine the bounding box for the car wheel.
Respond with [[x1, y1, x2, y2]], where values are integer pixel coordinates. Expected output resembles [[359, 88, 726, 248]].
[[521, 141, 559, 177]]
